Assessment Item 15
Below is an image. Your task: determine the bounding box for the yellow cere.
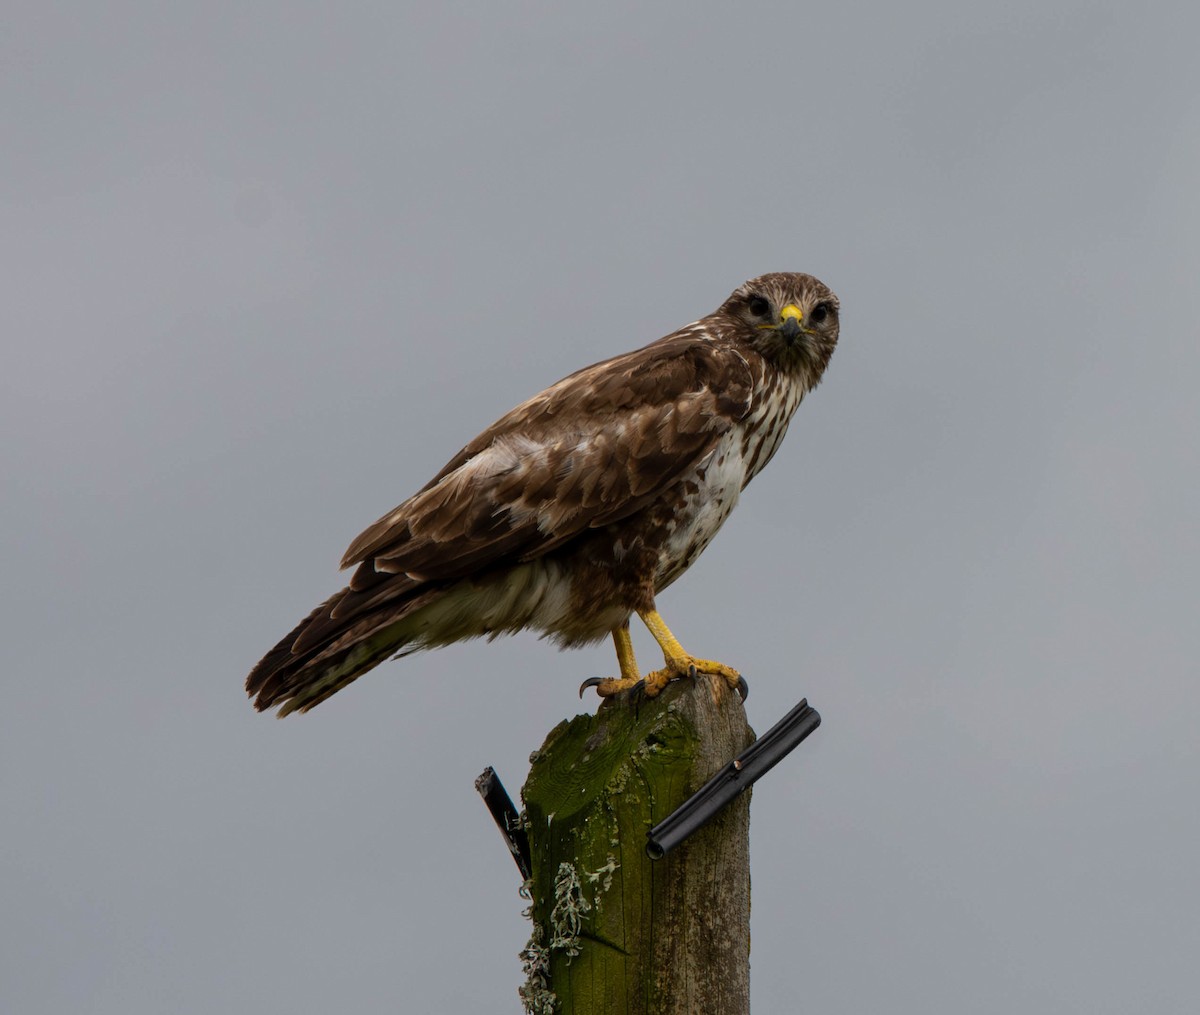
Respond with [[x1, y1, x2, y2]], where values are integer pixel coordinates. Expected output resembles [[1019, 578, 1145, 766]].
[[779, 304, 803, 321]]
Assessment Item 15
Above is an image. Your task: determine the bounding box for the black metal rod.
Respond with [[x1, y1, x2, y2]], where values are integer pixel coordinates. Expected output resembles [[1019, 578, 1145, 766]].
[[475, 766, 532, 880], [645, 697, 821, 859]]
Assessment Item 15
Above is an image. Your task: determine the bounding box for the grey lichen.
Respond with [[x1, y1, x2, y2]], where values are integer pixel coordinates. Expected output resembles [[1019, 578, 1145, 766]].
[[549, 863, 589, 957], [517, 864, 592, 1015], [518, 919, 555, 1015], [517, 855, 622, 1012], [585, 854, 619, 894]]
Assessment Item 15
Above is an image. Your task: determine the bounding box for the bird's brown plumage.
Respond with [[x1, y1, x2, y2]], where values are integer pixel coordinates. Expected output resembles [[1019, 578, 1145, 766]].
[[247, 272, 840, 715]]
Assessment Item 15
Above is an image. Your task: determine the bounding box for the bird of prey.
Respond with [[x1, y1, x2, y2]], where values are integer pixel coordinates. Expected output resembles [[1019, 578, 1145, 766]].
[[246, 272, 840, 716]]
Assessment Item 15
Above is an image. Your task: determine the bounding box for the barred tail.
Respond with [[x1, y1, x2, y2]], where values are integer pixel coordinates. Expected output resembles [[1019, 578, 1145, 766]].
[[246, 578, 441, 716]]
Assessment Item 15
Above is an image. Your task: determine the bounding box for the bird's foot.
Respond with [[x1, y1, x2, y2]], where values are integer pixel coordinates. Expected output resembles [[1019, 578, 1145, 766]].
[[634, 610, 747, 700], [580, 666, 748, 701], [643, 656, 748, 701]]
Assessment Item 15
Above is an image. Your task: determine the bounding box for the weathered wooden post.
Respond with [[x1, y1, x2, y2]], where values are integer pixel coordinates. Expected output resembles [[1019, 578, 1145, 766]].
[[518, 675, 754, 1015]]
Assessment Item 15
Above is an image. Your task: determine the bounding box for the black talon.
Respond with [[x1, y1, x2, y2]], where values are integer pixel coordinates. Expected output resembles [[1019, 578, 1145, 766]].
[[687, 663, 698, 678], [736, 675, 750, 702], [578, 676, 606, 698]]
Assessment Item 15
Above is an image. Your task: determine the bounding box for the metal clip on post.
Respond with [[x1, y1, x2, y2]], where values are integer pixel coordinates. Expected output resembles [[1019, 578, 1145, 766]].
[[645, 697, 821, 859], [474, 766, 532, 880]]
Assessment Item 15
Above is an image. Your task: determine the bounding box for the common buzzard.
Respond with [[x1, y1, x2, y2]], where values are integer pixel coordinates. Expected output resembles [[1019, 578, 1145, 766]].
[[247, 272, 840, 715]]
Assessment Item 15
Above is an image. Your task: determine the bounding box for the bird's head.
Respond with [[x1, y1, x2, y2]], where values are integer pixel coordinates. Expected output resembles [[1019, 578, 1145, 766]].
[[719, 272, 840, 375]]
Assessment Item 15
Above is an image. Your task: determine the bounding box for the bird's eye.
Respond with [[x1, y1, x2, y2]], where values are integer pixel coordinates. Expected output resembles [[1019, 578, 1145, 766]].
[[809, 302, 833, 325], [747, 296, 771, 317]]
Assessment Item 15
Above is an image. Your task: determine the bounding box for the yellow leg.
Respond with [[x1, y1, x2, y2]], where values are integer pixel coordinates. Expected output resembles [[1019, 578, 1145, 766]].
[[638, 609, 742, 697], [579, 623, 645, 698]]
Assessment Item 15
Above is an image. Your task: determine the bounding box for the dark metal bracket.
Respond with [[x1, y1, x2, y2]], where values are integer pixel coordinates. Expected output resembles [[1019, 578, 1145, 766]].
[[474, 766, 532, 880], [645, 696, 821, 859]]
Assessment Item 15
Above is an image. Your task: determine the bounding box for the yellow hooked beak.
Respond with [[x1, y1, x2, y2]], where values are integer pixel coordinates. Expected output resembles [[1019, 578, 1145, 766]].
[[759, 303, 806, 337]]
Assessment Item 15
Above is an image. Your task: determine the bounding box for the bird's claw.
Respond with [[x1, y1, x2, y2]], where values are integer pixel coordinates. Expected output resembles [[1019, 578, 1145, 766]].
[[578, 676, 605, 698], [580, 675, 645, 698], [735, 675, 749, 702]]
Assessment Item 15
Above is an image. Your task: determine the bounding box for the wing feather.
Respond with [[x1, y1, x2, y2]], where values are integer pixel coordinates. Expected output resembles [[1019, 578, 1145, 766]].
[[340, 333, 752, 583]]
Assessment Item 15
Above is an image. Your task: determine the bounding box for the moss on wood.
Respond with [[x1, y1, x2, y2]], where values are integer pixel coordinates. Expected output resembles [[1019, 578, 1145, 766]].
[[521, 675, 754, 1015]]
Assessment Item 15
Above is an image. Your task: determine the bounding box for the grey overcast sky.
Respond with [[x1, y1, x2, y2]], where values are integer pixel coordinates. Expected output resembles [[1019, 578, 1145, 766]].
[[3, 2, 1199, 1012]]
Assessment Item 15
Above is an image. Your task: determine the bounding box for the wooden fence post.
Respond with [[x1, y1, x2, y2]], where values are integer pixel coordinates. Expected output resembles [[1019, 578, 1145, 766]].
[[519, 675, 754, 1015]]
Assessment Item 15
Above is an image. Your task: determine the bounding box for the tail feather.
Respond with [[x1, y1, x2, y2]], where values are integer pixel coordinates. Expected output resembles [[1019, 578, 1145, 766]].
[[291, 573, 422, 655], [246, 581, 441, 716]]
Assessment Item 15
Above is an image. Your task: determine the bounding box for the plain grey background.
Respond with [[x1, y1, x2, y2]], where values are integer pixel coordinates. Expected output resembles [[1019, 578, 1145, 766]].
[[3, 2, 1198, 1012]]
